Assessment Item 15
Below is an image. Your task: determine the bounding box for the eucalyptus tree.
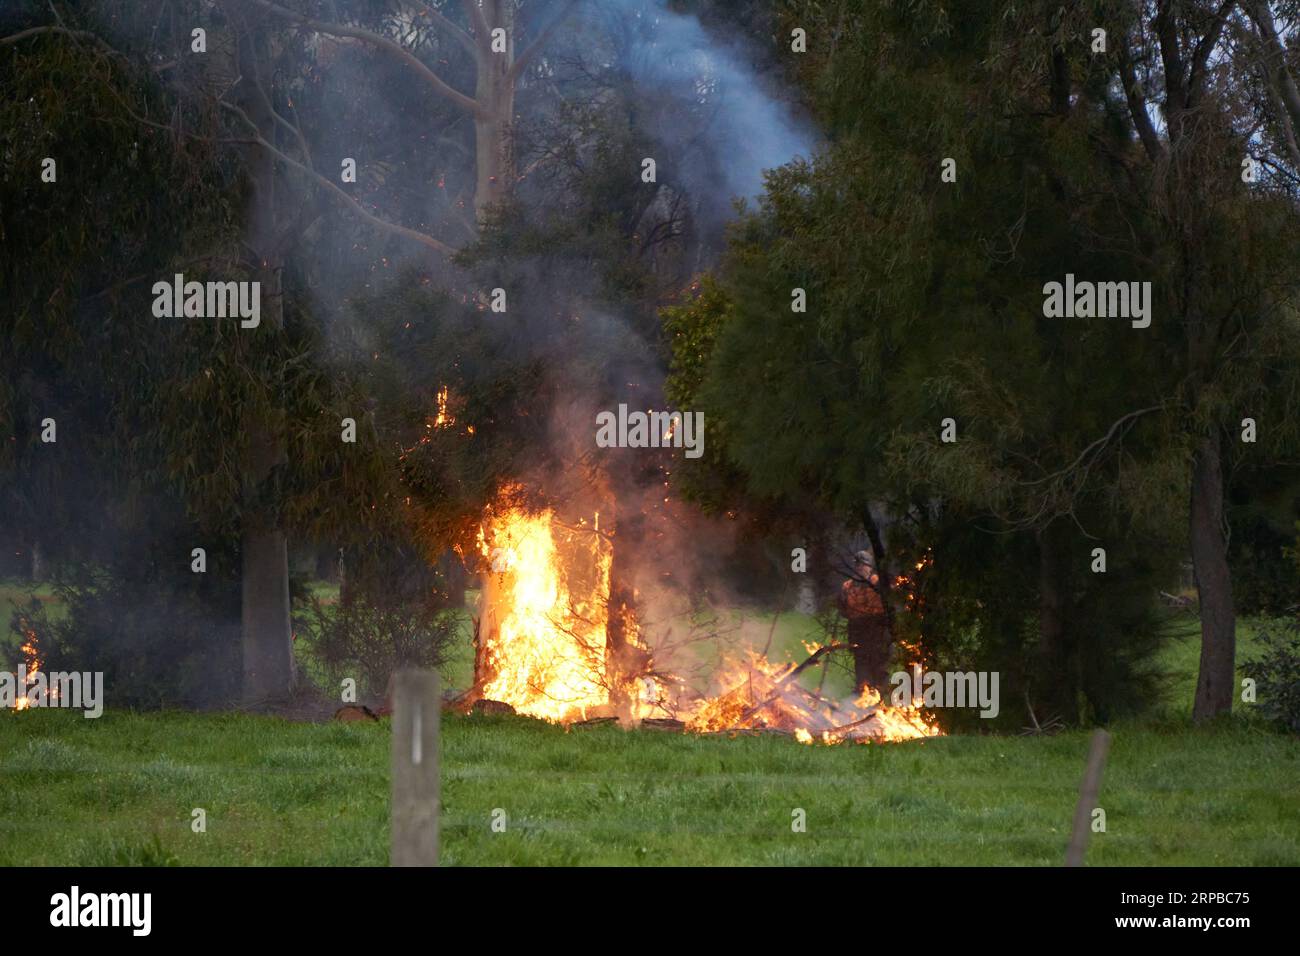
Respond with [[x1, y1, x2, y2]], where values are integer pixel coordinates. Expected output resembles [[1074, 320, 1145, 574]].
[[0, 6, 405, 703], [1085, 0, 1300, 719], [668, 0, 1300, 721], [3, 0, 768, 702]]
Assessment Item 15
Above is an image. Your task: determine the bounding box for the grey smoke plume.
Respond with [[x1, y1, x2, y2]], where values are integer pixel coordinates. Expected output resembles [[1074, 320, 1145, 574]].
[[611, 0, 816, 205]]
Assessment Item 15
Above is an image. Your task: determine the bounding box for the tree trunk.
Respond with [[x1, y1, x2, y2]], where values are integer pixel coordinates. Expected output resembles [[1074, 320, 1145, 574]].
[[339, 547, 356, 608], [238, 264, 294, 704], [807, 528, 834, 612], [795, 576, 817, 615], [29, 538, 42, 582], [439, 548, 466, 607], [472, 0, 516, 218], [1190, 431, 1236, 720], [605, 489, 644, 720], [1036, 524, 1076, 723], [236, 10, 295, 704], [241, 525, 293, 702], [314, 544, 339, 583], [1245, 0, 1300, 149]]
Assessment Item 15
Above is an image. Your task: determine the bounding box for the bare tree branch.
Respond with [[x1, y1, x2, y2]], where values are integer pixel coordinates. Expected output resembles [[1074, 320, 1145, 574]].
[[1156, 0, 1188, 121], [245, 0, 484, 117], [1188, 0, 1238, 105], [0, 23, 126, 58], [220, 99, 457, 257], [271, 102, 313, 165], [1244, 0, 1300, 154], [460, 0, 490, 50], [410, 0, 477, 57], [508, 0, 582, 85], [1021, 404, 1167, 489], [1117, 36, 1168, 162]]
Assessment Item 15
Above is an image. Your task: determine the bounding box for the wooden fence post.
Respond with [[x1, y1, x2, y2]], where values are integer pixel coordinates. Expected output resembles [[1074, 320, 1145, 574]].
[[1065, 729, 1111, 867], [391, 669, 440, 866]]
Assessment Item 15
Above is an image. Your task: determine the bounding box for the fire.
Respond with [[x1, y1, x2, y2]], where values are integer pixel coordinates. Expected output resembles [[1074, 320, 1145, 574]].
[[13, 631, 41, 711], [469, 486, 940, 744], [433, 385, 454, 428], [681, 651, 940, 744], [475, 491, 617, 722]]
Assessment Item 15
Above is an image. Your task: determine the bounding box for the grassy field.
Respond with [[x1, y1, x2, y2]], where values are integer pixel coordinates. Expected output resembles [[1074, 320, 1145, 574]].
[[1, 579, 1297, 866], [1, 708, 1295, 866]]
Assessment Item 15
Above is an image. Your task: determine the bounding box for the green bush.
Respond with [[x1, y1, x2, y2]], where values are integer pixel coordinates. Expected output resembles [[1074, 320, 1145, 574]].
[[294, 595, 457, 701], [13, 563, 240, 710], [1245, 616, 1300, 734]]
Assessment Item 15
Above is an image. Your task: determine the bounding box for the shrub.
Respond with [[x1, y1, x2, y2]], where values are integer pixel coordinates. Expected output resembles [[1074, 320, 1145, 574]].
[[1245, 616, 1300, 734], [295, 595, 457, 701], [13, 565, 240, 710]]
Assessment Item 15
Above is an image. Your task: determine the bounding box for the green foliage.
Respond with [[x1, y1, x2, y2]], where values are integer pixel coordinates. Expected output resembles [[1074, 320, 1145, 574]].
[[0, 25, 390, 548], [664, 1, 1263, 722], [337, 271, 555, 548], [0, 28, 239, 351], [1246, 617, 1300, 734], [663, 276, 731, 408], [295, 596, 457, 701], [1065, 545, 1186, 724], [0, 28, 239, 557], [13, 539, 241, 711], [127, 293, 400, 548], [0, 22, 411, 706], [660, 275, 759, 511], [1228, 470, 1300, 615]]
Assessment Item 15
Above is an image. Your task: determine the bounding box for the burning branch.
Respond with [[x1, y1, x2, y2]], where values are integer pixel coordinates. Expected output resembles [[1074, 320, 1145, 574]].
[[734, 642, 849, 725]]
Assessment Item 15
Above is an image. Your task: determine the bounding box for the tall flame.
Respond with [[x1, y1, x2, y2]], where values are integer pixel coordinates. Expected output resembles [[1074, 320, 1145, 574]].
[[476, 493, 614, 722]]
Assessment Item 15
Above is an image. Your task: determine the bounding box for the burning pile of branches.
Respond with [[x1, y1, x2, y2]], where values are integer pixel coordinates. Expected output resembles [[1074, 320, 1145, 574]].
[[462, 487, 940, 743], [680, 647, 940, 744]]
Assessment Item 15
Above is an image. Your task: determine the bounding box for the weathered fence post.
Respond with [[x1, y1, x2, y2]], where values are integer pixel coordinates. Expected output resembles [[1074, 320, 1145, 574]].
[[1065, 729, 1111, 867], [391, 669, 440, 866]]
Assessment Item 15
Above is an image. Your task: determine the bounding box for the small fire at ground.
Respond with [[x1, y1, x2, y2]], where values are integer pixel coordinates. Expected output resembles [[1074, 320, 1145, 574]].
[[13, 631, 44, 711]]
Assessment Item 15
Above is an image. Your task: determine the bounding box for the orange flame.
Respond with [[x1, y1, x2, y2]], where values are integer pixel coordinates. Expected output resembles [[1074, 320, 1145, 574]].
[[433, 385, 454, 428], [471, 486, 940, 744], [476, 491, 617, 722], [13, 631, 41, 711], [682, 651, 940, 744]]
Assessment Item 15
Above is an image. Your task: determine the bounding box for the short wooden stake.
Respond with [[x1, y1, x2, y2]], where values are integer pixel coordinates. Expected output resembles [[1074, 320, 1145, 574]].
[[391, 669, 440, 866], [1065, 729, 1111, 867]]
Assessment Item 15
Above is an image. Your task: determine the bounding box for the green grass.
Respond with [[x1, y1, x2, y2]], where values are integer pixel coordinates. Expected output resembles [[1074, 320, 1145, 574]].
[[0, 580, 60, 667], [0, 580, 59, 629], [2, 581, 1296, 865], [1152, 614, 1277, 720], [1, 705, 1296, 866]]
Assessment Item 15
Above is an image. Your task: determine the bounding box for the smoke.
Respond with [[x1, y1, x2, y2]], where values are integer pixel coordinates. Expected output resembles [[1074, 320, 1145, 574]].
[[9, 0, 824, 708], [506, 0, 825, 676], [609, 0, 816, 206]]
